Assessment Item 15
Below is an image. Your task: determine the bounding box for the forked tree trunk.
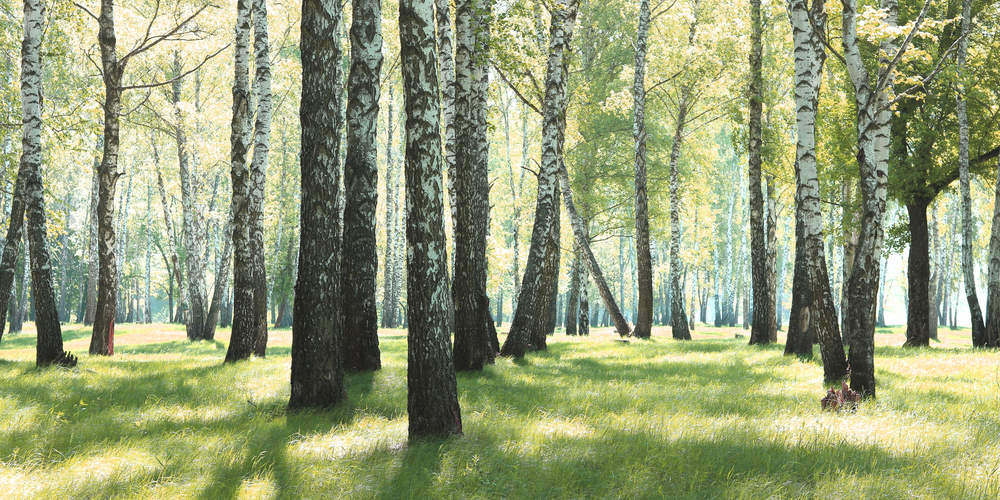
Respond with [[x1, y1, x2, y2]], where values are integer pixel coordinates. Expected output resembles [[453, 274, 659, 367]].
[[558, 162, 631, 337], [632, 0, 653, 339], [400, 0, 462, 437], [501, 0, 580, 358], [290, 0, 346, 410], [784, 0, 848, 383], [342, 0, 383, 372], [842, 0, 922, 396], [453, 0, 495, 371]]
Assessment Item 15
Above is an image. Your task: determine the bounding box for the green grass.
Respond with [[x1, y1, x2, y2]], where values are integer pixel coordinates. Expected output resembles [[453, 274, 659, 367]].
[[3, 322, 1000, 498]]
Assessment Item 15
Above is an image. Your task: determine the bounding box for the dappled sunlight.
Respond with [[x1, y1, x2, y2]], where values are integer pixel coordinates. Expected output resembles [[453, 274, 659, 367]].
[[291, 416, 407, 461]]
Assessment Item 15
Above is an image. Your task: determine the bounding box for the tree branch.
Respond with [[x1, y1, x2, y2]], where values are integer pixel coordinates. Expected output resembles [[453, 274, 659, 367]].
[[876, 0, 934, 96], [492, 61, 543, 116], [888, 32, 967, 106], [119, 43, 229, 91], [120, 3, 214, 67], [71, 1, 99, 22]]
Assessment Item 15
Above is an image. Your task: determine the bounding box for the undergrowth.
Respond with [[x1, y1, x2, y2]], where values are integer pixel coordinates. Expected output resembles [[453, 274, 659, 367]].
[[1, 323, 1000, 499]]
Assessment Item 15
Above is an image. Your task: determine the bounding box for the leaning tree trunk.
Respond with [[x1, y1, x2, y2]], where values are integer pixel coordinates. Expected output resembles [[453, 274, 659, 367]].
[[0, 168, 25, 341], [956, 0, 987, 347], [453, 0, 496, 371], [748, 0, 774, 345], [203, 216, 232, 340], [558, 162, 631, 337], [632, 0, 653, 339], [90, 0, 125, 356], [19, 0, 70, 366], [342, 0, 383, 372], [290, 0, 346, 410], [501, 0, 580, 358], [400, 0, 463, 438], [783, 0, 848, 382], [668, 90, 692, 341]]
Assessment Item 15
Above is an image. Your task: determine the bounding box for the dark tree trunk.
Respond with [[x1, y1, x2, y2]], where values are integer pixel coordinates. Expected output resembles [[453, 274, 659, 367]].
[[565, 248, 581, 335], [904, 199, 931, 347], [748, 0, 772, 345], [453, 0, 495, 371], [0, 174, 25, 341], [290, 0, 347, 410], [631, 0, 653, 339], [90, 0, 124, 356], [342, 0, 383, 372], [85, 159, 98, 326], [400, 0, 462, 437]]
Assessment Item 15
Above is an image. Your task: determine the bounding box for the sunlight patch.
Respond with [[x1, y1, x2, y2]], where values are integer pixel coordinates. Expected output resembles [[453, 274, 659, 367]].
[[237, 472, 279, 499], [533, 417, 594, 439], [292, 417, 406, 460]]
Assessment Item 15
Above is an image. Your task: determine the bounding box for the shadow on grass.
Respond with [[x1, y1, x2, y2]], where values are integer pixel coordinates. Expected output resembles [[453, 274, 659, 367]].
[[0, 327, 92, 351]]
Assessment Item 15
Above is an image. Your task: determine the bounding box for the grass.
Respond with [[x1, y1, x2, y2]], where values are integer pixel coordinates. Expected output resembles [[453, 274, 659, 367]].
[[2, 322, 1000, 498]]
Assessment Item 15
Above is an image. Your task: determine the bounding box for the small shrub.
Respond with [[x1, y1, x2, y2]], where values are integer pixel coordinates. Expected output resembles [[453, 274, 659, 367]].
[[821, 381, 860, 412]]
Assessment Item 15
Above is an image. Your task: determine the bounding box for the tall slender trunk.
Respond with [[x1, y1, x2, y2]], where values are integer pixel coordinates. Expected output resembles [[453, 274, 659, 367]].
[[343, 0, 383, 371], [668, 90, 691, 341], [84, 160, 98, 325], [153, 147, 186, 324], [842, 0, 918, 396], [290, 0, 346, 410], [173, 54, 207, 341], [228, 0, 271, 361], [765, 177, 777, 341], [0, 165, 25, 341], [401, 0, 462, 437], [956, 0, 987, 347], [58, 193, 70, 322], [558, 162, 631, 337], [632, 0, 653, 339], [748, 0, 772, 345], [381, 86, 400, 329], [784, 0, 847, 383], [19, 0, 68, 365], [501, 0, 580, 357], [114, 176, 131, 324], [565, 247, 581, 335], [986, 157, 1000, 345], [90, 0, 125, 356], [145, 183, 152, 323], [203, 215, 232, 340], [453, 0, 496, 370]]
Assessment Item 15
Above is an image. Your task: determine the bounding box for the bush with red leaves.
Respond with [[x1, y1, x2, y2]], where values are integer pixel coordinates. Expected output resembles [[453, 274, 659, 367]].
[[821, 382, 860, 412]]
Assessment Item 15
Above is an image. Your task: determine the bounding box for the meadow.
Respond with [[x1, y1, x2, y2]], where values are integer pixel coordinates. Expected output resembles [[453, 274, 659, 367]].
[[2, 322, 1000, 499]]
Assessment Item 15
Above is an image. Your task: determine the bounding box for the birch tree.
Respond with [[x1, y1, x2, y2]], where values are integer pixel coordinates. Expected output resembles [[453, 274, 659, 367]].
[[453, 0, 496, 370], [782, 0, 847, 382], [290, 0, 347, 410], [501, 0, 580, 358], [631, 0, 653, 339], [400, 0, 462, 437], [747, 0, 773, 345], [342, 0, 383, 372]]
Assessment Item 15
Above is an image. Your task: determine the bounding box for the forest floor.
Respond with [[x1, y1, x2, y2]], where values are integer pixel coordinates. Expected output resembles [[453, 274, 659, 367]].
[[1, 321, 999, 499]]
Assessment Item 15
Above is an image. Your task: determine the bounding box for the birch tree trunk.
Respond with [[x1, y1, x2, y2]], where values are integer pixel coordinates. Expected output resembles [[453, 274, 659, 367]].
[[381, 86, 399, 329], [58, 194, 70, 322], [173, 55, 208, 341], [842, 0, 920, 396], [956, 0, 988, 347], [84, 161, 98, 325], [565, 247, 581, 335], [153, 156, 186, 324], [766, 177, 777, 341], [342, 0, 383, 372], [290, 0, 346, 410], [784, 0, 847, 383], [145, 183, 152, 323], [90, 0, 125, 356], [558, 162, 631, 337], [0, 163, 24, 341], [19, 0, 69, 365], [986, 156, 1000, 345], [203, 215, 232, 340], [501, 0, 580, 357], [228, 0, 271, 361], [668, 90, 691, 341], [400, 0, 462, 437], [632, 0, 653, 339], [453, 0, 496, 371], [748, 0, 773, 345]]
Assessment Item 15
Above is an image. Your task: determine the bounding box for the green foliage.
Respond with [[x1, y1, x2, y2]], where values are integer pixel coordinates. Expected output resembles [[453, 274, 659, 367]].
[[5, 324, 1000, 497]]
